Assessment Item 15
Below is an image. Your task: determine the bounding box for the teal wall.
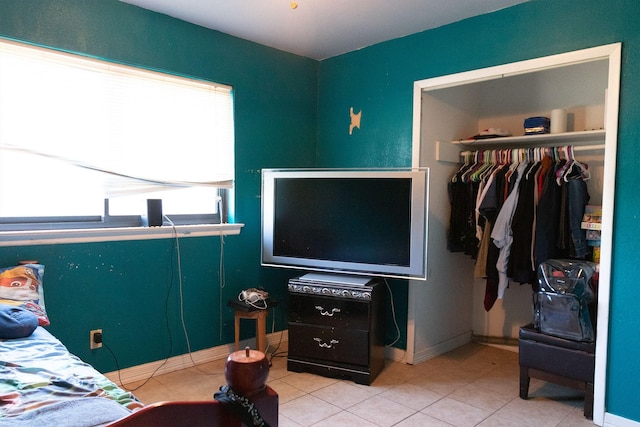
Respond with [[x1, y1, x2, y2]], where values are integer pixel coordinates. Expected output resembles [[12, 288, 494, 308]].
[[0, 0, 316, 371], [317, 0, 640, 421], [1, 0, 640, 423]]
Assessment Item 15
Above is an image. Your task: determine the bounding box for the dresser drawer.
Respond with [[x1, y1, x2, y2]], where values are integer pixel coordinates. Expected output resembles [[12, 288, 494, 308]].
[[289, 294, 369, 329], [288, 323, 369, 366]]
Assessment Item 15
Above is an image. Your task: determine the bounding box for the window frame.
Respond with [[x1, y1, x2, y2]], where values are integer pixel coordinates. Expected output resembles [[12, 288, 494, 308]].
[[0, 39, 240, 243], [0, 223, 244, 247]]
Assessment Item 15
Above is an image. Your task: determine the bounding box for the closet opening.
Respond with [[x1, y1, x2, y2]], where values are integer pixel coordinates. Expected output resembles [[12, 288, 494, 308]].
[[408, 43, 620, 426]]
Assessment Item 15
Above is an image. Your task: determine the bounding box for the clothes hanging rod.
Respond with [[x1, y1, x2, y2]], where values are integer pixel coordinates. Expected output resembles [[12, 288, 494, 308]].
[[574, 144, 606, 151], [460, 144, 605, 156]]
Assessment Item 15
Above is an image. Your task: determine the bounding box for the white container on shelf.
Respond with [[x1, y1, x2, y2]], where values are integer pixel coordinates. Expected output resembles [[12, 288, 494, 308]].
[[550, 108, 567, 133]]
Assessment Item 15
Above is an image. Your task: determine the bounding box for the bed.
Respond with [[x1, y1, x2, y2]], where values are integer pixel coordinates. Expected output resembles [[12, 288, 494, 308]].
[[0, 325, 143, 426], [0, 263, 278, 427]]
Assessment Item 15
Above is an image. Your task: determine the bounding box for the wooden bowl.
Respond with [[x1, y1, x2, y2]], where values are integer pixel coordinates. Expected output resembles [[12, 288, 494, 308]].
[[224, 347, 269, 396]]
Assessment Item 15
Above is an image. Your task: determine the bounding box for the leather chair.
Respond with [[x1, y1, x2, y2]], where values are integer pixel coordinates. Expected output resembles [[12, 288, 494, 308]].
[[519, 323, 595, 419]]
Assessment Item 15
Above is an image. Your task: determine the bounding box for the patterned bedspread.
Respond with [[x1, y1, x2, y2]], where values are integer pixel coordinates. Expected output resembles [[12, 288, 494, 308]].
[[0, 327, 142, 422]]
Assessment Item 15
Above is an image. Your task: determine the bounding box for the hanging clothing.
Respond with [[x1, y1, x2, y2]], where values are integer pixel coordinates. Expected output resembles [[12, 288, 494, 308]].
[[447, 146, 591, 311], [534, 160, 564, 267], [447, 161, 481, 258], [491, 161, 529, 299], [477, 164, 508, 310], [508, 162, 541, 285], [566, 172, 591, 258]]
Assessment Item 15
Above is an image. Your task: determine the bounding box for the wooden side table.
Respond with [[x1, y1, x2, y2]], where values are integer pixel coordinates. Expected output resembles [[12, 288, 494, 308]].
[[227, 299, 278, 353]]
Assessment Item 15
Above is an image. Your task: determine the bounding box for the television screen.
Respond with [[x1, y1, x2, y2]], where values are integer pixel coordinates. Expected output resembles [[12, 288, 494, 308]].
[[261, 169, 429, 280]]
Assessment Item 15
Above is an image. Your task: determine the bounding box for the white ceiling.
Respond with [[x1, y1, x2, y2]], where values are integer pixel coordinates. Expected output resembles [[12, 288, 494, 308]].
[[120, 0, 529, 60]]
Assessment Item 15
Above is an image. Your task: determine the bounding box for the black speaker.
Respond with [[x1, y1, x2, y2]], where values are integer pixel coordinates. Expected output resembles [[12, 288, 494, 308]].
[[145, 199, 163, 227]]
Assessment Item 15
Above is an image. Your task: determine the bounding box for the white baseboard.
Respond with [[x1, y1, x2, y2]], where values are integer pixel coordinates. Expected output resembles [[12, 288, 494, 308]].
[[385, 345, 407, 363], [604, 412, 640, 427], [105, 330, 288, 385], [105, 330, 411, 385], [410, 331, 473, 365]]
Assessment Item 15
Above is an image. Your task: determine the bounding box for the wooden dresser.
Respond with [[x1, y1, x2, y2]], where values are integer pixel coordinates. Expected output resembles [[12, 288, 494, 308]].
[[287, 274, 385, 385]]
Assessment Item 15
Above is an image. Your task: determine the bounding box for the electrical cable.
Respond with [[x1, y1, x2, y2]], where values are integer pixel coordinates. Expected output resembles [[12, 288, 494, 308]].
[[107, 219, 177, 391], [265, 306, 286, 366], [218, 193, 226, 341], [165, 215, 221, 376], [384, 278, 401, 348], [219, 234, 225, 341], [163, 216, 193, 356], [237, 289, 269, 310], [106, 213, 232, 387], [104, 341, 170, 392]]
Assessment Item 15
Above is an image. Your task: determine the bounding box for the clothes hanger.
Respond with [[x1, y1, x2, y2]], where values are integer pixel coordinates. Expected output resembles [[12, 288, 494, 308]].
[[479, 150, 499, 181], [458, 150, 477, 183], [563, 146, 591, 182], [452, 150, 473, 182], [471, 149, 494, 182], [462, 150, 483, 183], [525, 148, 541, 179], [555, 146, 572, 184]]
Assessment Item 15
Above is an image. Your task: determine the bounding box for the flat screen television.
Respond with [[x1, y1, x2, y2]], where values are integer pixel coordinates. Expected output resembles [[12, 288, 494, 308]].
[[261, 168, 429, 280]]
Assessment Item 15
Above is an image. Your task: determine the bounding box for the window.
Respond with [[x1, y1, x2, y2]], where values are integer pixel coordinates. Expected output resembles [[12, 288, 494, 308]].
[[0, 39, 234, 233]]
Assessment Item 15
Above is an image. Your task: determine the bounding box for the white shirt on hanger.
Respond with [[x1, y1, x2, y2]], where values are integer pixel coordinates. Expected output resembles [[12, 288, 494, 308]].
[[491, 161, 529, 299]]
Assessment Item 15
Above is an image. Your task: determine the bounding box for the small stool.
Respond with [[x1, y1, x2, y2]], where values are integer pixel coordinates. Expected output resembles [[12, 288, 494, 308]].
[[227, 299, 277, 353], [519, 323, 595, 419]]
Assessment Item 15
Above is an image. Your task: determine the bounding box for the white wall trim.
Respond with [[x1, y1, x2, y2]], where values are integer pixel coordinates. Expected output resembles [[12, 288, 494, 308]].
[[104, 330, 408, 384], [593, 41, 622, 426], [385, 345, 407, 363], [410, 331, 473, 365], [105, 330, 286, 385], [105, 331, 411, 386], [0, 223, 244, 247], [603, 413, 640, 427], [410, 42, 622, 425]]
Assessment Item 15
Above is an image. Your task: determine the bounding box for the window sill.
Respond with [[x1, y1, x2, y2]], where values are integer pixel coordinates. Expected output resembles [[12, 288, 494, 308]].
[[0, 223, 244, 247]]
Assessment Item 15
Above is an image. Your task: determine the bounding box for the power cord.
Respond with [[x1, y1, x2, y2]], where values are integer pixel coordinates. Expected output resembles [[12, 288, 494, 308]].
[[219, 234, 225, 341], [264, 306, 286, 366], [104, 341, 170, 392], [237, 288, 269, 310], [165, 215, 222, 376], [384, 278, 401, 348], [108, 219, 178, 391], [107, 215, 224, 391]]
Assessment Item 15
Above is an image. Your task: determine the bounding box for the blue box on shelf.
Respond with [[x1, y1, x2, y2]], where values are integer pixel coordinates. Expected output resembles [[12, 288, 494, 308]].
[[524, 116, 550, 135]]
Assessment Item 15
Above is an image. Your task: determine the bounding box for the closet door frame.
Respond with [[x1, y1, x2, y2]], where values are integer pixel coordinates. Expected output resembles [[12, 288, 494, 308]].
[[409, 42, 621, 426]]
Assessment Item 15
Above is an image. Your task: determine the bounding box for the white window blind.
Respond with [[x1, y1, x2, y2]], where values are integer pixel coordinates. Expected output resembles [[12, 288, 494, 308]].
[[0, 39, 234, 223]]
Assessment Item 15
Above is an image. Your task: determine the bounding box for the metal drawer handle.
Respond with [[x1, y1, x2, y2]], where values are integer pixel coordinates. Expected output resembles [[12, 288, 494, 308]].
[[315, 305, 341, 316], [313, 338, 339, 348]]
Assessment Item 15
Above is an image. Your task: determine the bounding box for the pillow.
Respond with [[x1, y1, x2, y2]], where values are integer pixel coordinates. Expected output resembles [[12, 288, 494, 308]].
[[0, 264, 49, 326], [0, 303, 39, 339]]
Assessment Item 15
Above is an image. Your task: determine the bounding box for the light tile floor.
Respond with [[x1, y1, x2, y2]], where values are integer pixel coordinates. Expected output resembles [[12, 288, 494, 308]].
[[124, 343, 595, 426]]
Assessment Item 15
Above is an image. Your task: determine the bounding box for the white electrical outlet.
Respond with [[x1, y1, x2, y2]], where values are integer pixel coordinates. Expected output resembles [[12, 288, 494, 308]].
[[90, 329, 103, 349]]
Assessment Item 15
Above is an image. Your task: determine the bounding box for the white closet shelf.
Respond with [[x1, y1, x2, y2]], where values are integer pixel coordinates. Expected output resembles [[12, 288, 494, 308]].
[[450, 129, 605, 147], [435, 130, 605, 163]]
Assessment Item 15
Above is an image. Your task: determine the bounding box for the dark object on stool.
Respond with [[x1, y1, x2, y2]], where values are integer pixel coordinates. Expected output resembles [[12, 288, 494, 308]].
[[519, 323, 595, 419], [535, 259, 597, 342], [227, 299, 278, 353]]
